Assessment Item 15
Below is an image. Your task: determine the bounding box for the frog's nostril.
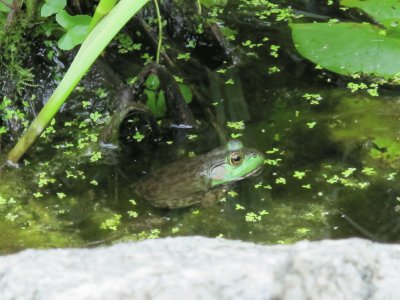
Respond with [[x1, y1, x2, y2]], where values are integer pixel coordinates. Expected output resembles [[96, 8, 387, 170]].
[[251, 153, 257, 158]]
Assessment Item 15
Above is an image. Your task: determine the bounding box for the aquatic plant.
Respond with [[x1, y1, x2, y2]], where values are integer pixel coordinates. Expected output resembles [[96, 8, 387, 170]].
[[291, 0, 400, 80], [7, 0, 150, 163]]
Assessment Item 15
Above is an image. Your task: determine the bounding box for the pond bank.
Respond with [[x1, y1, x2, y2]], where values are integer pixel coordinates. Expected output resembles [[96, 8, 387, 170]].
[[0, 237, 398, 299]]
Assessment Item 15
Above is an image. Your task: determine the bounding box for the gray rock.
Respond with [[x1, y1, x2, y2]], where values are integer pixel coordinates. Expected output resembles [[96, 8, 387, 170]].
[[0, 237, 399, 300]]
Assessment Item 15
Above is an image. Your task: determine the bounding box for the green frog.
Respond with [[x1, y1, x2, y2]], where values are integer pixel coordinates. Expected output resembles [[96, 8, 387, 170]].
[[134, 140, 265, 209]]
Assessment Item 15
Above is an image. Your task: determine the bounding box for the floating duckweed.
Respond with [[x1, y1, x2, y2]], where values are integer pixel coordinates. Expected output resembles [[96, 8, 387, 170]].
[[362, 167, 377, 176], [231, 133, 243, 138], [275, 177, 286, 185], [296, 228, 311, 235], [37, 172, 56, 187], [245, 210, 268, 223], [306, 121, 316, 129], [5, 213, 18, 222], [265, 159, 282, 166], [228, 191, 238, 197], [245, 212, 261, 222], [347, 82, 368, 93], [133, 131, 145, 142], [81, 101, 90, 108], [268, 66, 280, 74], [270, 45, 280, 57], [90, 151, 102, 162], [266, 148, 279, 154], [100, 214, 121, 231], [0, 195, 7, 206], [302, 93, 322, 105], [177, 53, 190, 60], [235, 204, 245, 210], [89, 111, 102, 123], [56, 193, 66, 199], [133, 229, 161, 241], [127, 211, 138, 218], [293, 171, 306, 179], [342, 168, 357, 178]]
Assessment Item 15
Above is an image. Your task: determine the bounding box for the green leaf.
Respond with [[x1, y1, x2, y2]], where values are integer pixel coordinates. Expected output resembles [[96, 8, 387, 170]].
[[200, 0, 227, 8], [145, 74, 160, 90], [0, 0, 11, 12], [145, 89, 166, 118], [56, 11, 91, 50], [178, 83, 192, 103], [8, 0, 150, 163], [341, 0, 400, 32], [290, 22, 400, 79], [41, 0, 66, 17], [56, 10, 91, 30]]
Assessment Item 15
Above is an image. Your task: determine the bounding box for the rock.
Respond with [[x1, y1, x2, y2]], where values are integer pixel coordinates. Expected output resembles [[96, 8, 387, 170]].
[[0, 237, 399, 300]]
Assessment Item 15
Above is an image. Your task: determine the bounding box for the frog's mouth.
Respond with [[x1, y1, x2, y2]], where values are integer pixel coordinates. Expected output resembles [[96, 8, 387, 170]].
[[238, 166, 264, 181], [249, 166, 264, 177]]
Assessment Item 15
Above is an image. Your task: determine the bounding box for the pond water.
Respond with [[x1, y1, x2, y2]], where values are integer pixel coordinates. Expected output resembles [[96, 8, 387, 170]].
[[1, 1, 400, 254]]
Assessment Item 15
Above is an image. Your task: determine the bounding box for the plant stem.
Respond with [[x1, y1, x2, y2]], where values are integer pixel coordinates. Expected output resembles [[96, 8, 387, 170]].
[[7, 0, 150, 164], [153, 0, 162, 64], [89, 0, 117, 32], [25, 0, 36, 17], [196, 0, 202, 14]]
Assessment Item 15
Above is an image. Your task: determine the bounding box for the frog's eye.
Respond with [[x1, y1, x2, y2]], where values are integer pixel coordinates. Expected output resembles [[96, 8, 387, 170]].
[[229, 152, 244, 166]]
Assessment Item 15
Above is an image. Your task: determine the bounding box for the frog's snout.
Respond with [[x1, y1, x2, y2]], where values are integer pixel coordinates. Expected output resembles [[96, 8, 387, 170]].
[[250, 150, 265, 161]]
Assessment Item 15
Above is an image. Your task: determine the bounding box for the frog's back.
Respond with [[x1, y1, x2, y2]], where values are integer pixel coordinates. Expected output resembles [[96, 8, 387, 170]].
[[134, 154, 212, 208]]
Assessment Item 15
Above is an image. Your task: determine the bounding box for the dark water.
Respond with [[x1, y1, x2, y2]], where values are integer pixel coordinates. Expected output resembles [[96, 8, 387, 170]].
[[1, 0, 400, 253]]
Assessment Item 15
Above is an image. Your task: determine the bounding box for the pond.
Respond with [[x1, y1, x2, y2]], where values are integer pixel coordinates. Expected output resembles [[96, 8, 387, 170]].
[[1, 0, 400, 254]]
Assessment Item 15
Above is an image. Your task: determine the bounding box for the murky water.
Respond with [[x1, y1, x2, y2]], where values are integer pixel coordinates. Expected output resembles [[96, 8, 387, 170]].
[[1, 1, 400, 253]]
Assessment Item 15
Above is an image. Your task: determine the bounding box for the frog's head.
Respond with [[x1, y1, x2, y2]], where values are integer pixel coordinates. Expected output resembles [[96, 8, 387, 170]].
[[209, 140, 265, 187]]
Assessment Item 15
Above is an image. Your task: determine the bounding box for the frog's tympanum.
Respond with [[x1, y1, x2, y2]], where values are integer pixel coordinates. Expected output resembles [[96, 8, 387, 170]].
[[134, 140, 265, 208]]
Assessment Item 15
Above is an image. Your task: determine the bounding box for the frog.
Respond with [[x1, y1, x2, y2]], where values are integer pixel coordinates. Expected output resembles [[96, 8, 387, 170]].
[[134, 140, 265, 209]]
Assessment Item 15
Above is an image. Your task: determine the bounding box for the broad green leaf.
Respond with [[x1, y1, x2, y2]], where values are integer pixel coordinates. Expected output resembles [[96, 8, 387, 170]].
[[145, 74, 160, 90], [341, 0, 400, 32], [56, 11, 91, 50], [290, 22, 400, 79], [0, 0, 12, 12], [40, 0, 66, 17], [56, 11, 91, 30]]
